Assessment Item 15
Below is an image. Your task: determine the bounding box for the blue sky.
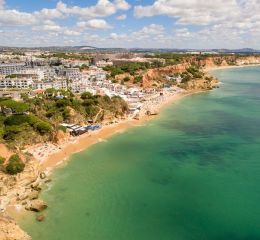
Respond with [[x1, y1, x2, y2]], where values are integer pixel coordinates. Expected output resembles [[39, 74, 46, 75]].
[[0, 0, 259, 49]]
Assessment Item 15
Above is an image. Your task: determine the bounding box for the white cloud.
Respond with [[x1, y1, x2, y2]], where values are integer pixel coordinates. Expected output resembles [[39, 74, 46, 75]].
[[1, 0, 260, 48], [77, 19, 112, 29], [0, 0, 5, 9], [134, 0, 240, 25], [0, 10, 37, 26], [138, 24, 165, 35], [175, 28, 191, 38], [0, 0, 130, 26], [56, 0, 130, 19], [34, 8, 63, 20], [32, 21, 81, 36], [109, 24, 166, 44], [116, 14, 127, 20], [113, 0, 131, 10]]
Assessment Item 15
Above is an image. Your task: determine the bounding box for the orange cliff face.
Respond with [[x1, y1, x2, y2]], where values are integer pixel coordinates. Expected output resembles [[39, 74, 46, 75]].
[[110, 55, 260, 89], [142, 63, 189, 88], [141, 55, 260, 88]]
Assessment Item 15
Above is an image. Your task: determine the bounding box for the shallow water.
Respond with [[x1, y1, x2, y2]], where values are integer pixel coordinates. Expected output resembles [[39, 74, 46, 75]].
[[21, 67, 260, 240]]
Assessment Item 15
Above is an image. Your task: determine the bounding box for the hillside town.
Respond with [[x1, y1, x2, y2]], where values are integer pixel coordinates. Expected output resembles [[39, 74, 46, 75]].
[[0, 51, 187, 121]]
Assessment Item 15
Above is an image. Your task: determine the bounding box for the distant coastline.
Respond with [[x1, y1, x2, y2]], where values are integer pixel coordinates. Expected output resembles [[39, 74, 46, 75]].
[[205, 63, 260, 72]]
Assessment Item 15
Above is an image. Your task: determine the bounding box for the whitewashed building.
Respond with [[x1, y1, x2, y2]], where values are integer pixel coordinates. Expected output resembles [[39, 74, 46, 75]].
[[0, 78, 33, 89], [0, 63, 26, 75]]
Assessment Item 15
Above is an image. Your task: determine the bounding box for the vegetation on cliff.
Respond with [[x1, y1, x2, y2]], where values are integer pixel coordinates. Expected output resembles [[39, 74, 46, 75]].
[[103, 61, 164, 78], [5, 154, 25, 175], [0, 89, 128, 149]]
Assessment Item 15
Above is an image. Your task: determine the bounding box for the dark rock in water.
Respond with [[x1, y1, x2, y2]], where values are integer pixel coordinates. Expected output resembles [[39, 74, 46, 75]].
[[26, 199, 47, 212], [36, 215, 45, 222], [40, 172, 47, 180], [44, 179, 52, 184]]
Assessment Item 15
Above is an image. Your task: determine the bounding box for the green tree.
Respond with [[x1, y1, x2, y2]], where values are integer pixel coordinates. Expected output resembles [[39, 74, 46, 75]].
[[0, 99, 29, 113], [81, 92, 93, 100], [134, 75, 143, 84], [5, 154, 25, 175]]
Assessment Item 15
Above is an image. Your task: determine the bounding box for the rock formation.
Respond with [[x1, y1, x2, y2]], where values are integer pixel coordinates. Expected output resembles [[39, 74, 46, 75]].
[[0, 215, 31, 240]]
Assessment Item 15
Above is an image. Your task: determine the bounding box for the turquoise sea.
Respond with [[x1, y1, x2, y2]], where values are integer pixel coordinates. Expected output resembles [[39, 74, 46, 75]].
[[21, 67, 260, 240]]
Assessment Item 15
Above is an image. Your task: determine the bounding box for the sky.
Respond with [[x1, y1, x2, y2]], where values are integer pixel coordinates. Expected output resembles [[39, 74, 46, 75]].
[[0, 0, 260, 49]]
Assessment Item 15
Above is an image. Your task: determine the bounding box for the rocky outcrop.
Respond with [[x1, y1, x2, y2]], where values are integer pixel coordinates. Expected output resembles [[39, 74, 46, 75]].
[[26, 199, 47, 212], [36, 214, 45, 222], [182, 78, 219, 91], [0, 158, 41, 212], [0, 215, 31, 240], [0, 155, 50, 240]]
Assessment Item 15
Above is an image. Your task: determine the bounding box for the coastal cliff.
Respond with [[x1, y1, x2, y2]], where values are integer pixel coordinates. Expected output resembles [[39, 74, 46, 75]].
[[142, 63, 218, 90], [141, 55, 260, 89], [0, 144, 49, 239], [0, 215, 31, 240]]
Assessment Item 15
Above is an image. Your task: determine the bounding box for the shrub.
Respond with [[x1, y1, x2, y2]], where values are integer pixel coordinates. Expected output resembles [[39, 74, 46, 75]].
[[0, 100, 29, 113], [34, 121, 52, 134], [4, 115, 30, 126], [134, 75, 143, 84], [81, 92, 94, 100], [58, 125, 67, 133], [5, 154, 25, 175], [0, 156, 5, 165], [123, 76, 130, 82], [0, 126, 4, 138], [4, 115, 51, 134]]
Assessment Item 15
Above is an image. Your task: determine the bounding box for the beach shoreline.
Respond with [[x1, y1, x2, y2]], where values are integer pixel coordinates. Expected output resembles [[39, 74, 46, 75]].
[[37, 90, 200, 173], [204, 63, 260, 72], [4, 89, 201, 219]]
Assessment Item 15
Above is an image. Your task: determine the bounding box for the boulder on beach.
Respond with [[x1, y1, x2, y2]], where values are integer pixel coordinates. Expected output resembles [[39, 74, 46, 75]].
[[28, 190, 39, 200], [26, 199, 47, 212]]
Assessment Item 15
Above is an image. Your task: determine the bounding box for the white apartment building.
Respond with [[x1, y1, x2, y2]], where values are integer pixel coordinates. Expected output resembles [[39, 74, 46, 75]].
[[17, 68, 45, 80], [87, 67, 107, 82], [62, 60, 90, 68], [70, 82, 96, 94], [0, 63, 26, 75], [60, 68, 82, 80], [32, 80, 68, 90], [0, 78, 33, 89], [96, 60, 113, 68]]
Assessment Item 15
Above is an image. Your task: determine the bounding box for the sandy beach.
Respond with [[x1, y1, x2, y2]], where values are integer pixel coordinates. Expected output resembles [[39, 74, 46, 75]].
[[204, 63, 260, 72], [36, 90, 196, 173]]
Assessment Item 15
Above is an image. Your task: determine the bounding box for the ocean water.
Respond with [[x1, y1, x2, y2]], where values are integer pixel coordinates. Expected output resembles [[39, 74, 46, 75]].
[[21, 67, 260, 240]]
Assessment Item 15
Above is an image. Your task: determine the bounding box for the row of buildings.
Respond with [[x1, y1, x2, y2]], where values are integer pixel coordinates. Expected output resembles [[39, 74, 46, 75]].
[[0, 51, 187, 120]]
